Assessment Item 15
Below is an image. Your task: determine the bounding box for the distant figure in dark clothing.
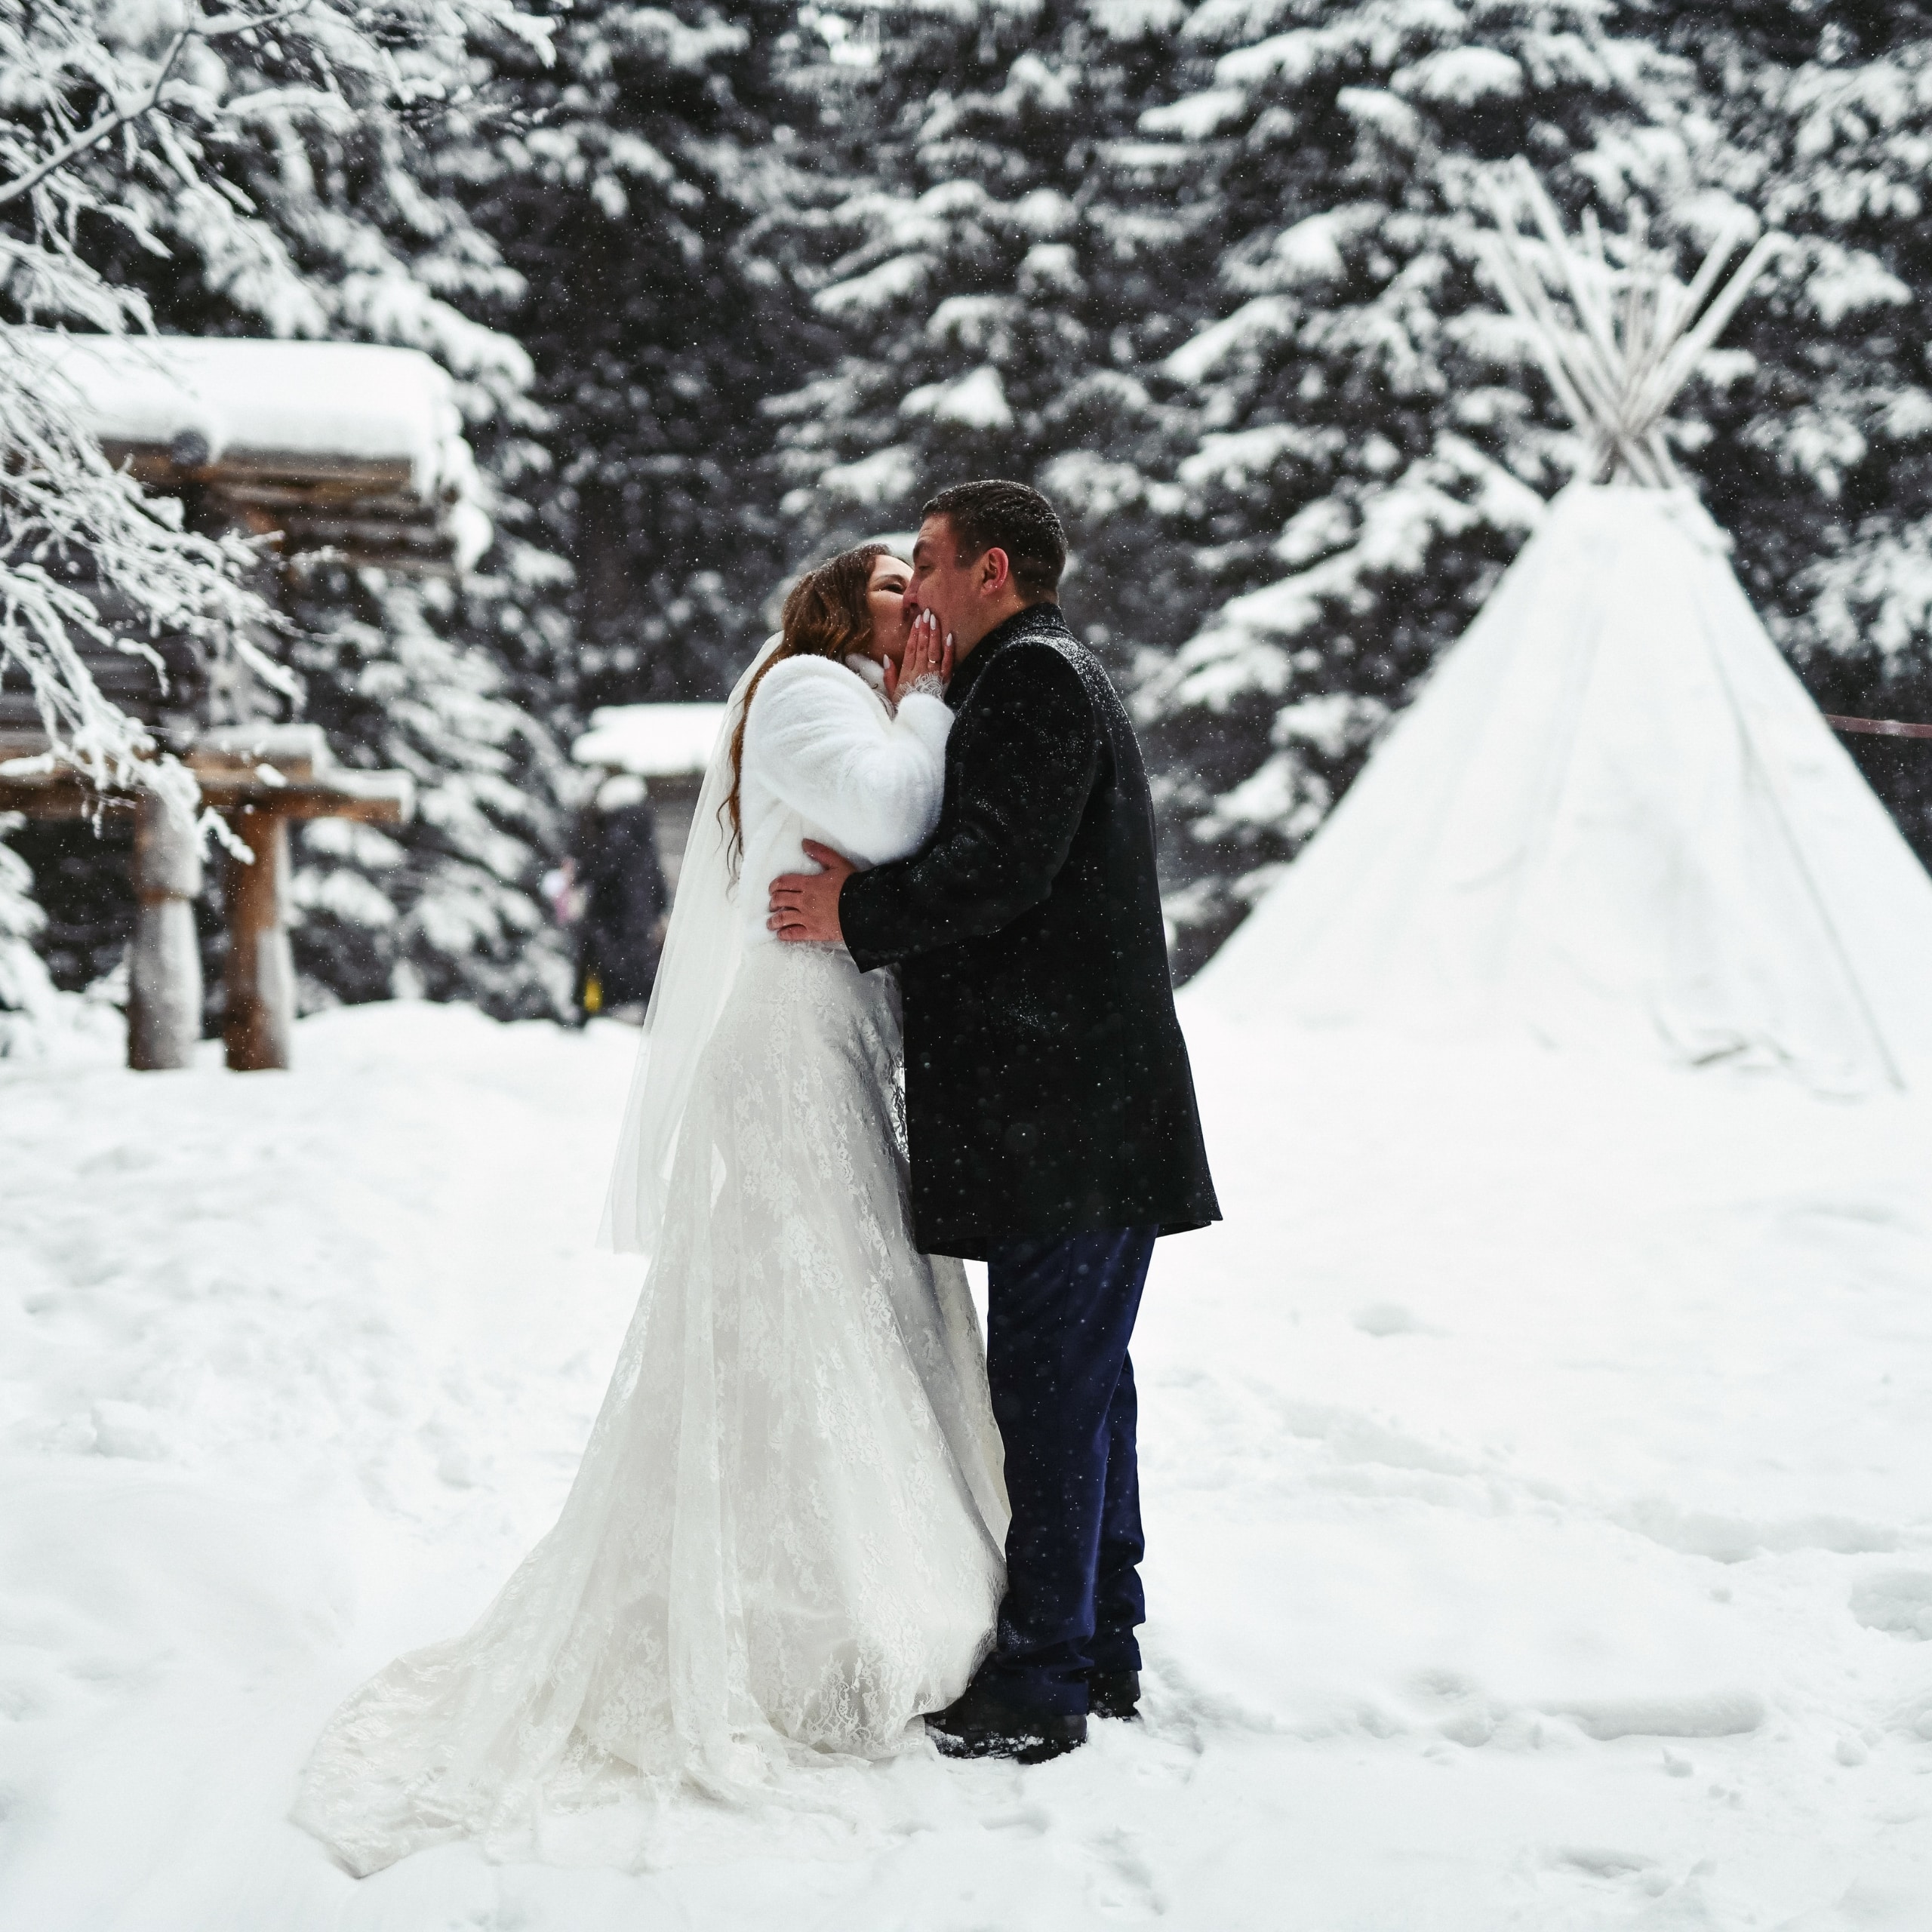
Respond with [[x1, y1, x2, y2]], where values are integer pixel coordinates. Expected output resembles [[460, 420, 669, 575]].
[[571, 774, 668, 1021]]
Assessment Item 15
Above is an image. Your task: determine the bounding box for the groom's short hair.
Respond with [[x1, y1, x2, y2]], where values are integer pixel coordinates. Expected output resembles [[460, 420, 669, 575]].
[[922, 479, 1066, 603]]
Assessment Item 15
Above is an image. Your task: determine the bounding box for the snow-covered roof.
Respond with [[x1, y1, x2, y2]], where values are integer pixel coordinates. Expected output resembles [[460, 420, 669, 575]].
[[19, 329, 490, 569], [572, 704, 729, 778], [26, 331, 472, 501]]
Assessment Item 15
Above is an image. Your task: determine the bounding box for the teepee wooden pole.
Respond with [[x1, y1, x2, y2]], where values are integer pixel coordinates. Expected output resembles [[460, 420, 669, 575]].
[[1480, 167, 1784, 493], [1638, 230, 1787, 426], [1483, 181, 1598, 385], [1669, 223, 1749, 341], [1476, 236, 1602, 451], [1580, 206, 1608, 272], [1480, 205, 1626, 432], [1485, 176, 1660, 478], [1515, 164, 1626, 386], [1623, 260, 1683, 413]]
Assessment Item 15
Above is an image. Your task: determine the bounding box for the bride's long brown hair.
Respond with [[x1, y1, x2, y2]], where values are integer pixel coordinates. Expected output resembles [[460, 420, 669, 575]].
[[724, 542, 891, 865]]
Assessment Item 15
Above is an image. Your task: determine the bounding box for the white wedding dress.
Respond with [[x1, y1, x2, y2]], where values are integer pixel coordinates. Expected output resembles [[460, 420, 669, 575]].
[[294, 646, 1008, 1877]]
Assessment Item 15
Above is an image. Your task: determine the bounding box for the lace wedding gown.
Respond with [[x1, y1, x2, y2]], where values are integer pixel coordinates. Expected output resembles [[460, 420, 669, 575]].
[[294, 648, 1008, 1877]]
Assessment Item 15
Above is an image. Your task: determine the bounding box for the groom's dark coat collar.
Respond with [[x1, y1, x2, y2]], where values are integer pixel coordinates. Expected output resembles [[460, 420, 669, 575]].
[[944, 601, 1069, 709]]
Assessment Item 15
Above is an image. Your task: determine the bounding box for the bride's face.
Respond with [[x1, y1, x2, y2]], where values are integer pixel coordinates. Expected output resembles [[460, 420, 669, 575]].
[[863, 554, 915, 664]]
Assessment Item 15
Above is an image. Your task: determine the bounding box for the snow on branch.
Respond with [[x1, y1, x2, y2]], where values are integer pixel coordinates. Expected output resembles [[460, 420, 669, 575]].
[[0, 0, 544, 818], [0, 2, 320, 217], [0, 327, 277, 820]]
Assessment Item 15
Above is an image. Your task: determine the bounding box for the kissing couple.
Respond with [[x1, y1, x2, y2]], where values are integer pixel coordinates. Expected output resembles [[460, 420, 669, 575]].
[[295, 479, 1220, 1875]]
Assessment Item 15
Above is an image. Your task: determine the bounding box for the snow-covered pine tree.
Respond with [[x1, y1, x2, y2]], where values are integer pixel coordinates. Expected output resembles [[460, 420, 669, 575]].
[[766, 1, 1204, 667], [1650, 1, 1932, 866], [4, 0, 577, 1020], [278, 569, 572, 1016], [469, 0, 822, 709], [0, 816, 56, 1054], [1130, 1, 1688, 974]]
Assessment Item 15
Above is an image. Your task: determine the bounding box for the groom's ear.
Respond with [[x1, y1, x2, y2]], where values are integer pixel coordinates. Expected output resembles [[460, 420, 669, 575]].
[[978, 546, 1013, 595]]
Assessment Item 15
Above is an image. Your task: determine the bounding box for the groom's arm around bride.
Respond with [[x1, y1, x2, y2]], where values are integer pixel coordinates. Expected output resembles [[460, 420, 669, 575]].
[[771, 478, 1218, 1762]]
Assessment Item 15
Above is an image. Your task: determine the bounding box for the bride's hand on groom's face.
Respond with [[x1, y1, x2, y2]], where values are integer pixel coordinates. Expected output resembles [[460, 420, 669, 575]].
[[884, 610, 952, 706], [769, 841, 855, 945]]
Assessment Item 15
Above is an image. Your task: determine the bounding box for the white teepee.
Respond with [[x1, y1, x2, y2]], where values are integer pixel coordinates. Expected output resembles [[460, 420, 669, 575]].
[[1198, 172, 1932, 1091]]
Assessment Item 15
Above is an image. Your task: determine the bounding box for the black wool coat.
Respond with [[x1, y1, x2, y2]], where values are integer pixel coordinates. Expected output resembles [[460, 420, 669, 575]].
[[577, 801, 668, 1005], [841, 603, 1220, 1260]]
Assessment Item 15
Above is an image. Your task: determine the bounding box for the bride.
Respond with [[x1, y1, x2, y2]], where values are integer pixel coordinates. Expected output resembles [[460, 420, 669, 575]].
[[294, 546, 1008, 1877]]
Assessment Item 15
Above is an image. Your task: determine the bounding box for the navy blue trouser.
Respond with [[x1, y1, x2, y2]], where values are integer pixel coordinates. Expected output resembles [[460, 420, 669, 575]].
[[980, 1225, 1158, 1716]]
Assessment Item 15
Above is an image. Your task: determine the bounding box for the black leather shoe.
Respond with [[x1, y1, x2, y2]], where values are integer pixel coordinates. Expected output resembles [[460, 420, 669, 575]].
[[925, 1679, 1088, 1764], [1088, 1669, 1141, 1721]]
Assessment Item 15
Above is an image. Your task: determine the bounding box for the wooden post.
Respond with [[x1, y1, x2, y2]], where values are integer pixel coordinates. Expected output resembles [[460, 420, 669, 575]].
[[224, 808, 295, 1072], [128, 792, 204, 1071]]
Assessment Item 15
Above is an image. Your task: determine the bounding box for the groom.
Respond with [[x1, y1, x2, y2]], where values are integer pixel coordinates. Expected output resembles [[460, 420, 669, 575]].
[[768, 479, 1219, 1760]]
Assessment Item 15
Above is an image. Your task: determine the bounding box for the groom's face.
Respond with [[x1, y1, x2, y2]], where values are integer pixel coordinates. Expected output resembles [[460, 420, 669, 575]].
[[909, 515, 983, 646]]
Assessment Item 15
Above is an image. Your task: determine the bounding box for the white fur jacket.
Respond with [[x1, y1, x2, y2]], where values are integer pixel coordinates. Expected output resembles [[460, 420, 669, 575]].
[[735, 651, 952, 943]]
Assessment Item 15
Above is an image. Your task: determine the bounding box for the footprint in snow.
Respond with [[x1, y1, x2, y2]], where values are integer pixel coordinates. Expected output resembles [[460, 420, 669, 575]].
[[1351, 1301, 1424, 1337]]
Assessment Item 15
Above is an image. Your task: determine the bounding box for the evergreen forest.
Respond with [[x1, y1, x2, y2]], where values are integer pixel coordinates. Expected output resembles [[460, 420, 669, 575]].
[[5, 0, 1932, 1017]]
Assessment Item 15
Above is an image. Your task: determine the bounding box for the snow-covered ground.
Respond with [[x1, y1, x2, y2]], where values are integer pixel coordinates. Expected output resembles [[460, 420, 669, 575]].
[[3, 999, 1930, 1930]]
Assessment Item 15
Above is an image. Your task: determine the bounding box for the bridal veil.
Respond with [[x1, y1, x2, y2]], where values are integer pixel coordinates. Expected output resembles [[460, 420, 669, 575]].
[[599, 635, 778, 1256]]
